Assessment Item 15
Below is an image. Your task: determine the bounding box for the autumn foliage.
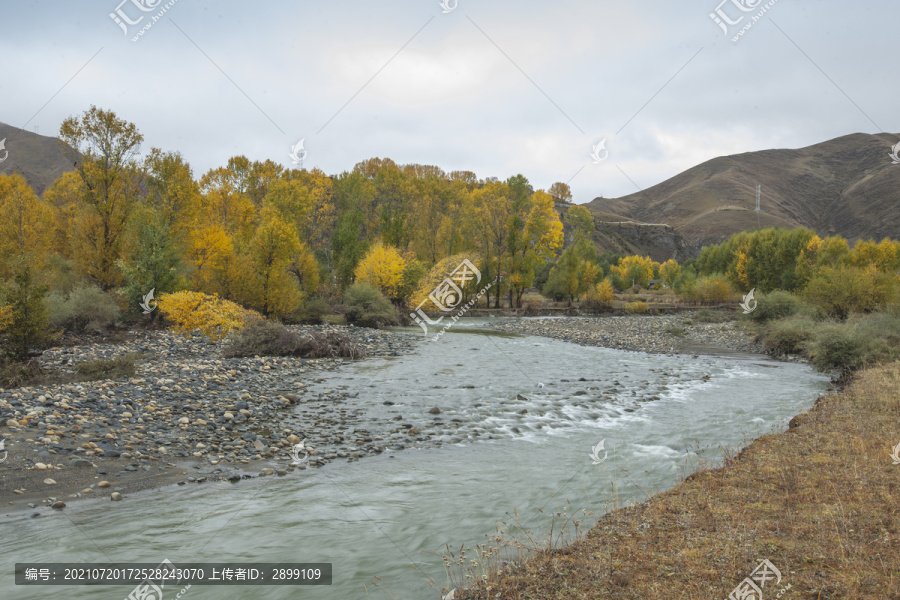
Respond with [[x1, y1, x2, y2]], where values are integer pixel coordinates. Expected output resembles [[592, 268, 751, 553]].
[[157, 291, 262, 340]]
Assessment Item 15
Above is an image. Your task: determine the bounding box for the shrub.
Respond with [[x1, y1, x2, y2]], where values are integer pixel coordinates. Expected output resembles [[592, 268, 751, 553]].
[[289, 296, 331, 324], [693, 309, 731, 323], [583, 279, 615, 310], [696, 275, 732, 304], [46, 284, 121, 333], [157, 291, 262, 340], [0, 358, 45, 388], [749, 290, 802, 323], [806, 323, 872, 373], [344, 283, 399, 328], [223, 319, 364, 359], [759, 316, 817, 355], [75, 352, 145, 381], [623, 301, 649, 314]]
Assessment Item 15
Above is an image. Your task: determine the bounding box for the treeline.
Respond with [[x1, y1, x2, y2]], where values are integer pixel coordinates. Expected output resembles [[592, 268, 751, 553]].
[[0, 106, 580, 355], [694, 227, 900, 318], [2, 106, 899, 363]]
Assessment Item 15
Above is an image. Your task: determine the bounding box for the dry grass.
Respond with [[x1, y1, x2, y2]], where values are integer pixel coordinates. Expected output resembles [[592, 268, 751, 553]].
[[456, 362, 900, 599]]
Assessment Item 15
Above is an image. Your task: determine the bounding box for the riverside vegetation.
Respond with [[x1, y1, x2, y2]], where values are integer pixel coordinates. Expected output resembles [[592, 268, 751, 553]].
[[2, 106, 900, 597]]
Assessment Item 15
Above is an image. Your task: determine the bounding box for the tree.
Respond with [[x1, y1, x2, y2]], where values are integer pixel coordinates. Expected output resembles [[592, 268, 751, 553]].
[[548, 182, 572, 203], [611, 255, 656, 289], [44, 171, 87, 259], [117, 207, 185, 316], [658, 259, 681, 288], [354, 242, 407, 302], [564, 205, 594, 244], [473, 181, 512, 308], [543, 246, 597, 306], [1, 258, 53, 360], [803, 266, 898, 320], [248, 210, 303, 317], [584, 278, 615, 309], [0, 174, 54, 274], [59, 106, 145, 288], [507, 189, 564, 308]]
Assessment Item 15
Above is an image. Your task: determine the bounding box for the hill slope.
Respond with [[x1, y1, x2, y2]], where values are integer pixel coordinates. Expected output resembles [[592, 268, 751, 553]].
[[586, 132, 900, 247], [0, 122, 76, 195]]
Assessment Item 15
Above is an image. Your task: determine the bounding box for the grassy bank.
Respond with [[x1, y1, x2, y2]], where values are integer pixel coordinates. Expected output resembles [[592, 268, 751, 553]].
[[455, 362, 900, 599]]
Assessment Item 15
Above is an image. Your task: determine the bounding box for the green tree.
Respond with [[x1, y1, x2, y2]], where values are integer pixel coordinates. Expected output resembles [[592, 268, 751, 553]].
[[1, 259, 52, 360], [117, 208, 184, 317]]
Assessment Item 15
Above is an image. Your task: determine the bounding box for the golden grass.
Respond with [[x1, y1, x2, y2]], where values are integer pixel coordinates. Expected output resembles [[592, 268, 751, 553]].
[[456, 362, 900, 599]]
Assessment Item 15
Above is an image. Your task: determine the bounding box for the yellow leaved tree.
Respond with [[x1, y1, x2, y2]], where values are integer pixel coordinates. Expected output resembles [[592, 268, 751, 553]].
[[611, 255, 657, 288], [354, 242, 407, 301], [658, 259, 681, 288], [0, 173, 54, 275]]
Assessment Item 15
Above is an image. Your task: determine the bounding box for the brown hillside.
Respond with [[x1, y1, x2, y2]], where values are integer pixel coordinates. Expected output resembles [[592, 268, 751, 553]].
[[586, 132, 900, 247], [0, 122, 76, 195]]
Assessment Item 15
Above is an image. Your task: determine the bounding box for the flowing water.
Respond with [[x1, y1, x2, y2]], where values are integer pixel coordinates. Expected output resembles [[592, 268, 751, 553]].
[[2, 319, 830, 599]]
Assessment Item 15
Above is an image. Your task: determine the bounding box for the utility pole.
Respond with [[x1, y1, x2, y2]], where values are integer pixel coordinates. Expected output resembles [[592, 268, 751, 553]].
[[755, 184, 761, 228]]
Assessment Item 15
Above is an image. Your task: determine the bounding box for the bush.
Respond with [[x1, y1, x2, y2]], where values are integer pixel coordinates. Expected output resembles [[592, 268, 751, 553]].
[[759, 316, 817, 355], [223, 319, 364, 359], [157, 291, 262, 340], [806, 323, 873, 373], [344, 283, 399, 328], [696, 275, 732, 304], [623, 301, 649, 314], [289, 296, 332, 324], [75, 352, 145, 381], [749, 290, 802, 323], [46, 284, 121, 333], [583, 279, 615, 310], [693, 309, 731, 323]]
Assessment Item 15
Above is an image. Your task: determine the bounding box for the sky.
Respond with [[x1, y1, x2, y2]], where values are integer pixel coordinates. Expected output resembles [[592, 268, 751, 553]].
[[1, 0, 897, 203]]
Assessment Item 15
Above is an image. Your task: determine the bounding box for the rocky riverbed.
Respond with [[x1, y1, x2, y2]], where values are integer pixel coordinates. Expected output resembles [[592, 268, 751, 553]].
[[0, 314, 765, 515], [0, 325, 419, 513], [484, 312, 764, 355]]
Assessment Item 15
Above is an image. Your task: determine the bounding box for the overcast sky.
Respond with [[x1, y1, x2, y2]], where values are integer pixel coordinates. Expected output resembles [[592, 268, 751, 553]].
[[2, 0, 897, 203]]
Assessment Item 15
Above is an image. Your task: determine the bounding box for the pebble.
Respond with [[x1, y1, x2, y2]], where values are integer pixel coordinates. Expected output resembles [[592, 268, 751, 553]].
[[487, 312, 763, 355], [110, 492, 123, 501]]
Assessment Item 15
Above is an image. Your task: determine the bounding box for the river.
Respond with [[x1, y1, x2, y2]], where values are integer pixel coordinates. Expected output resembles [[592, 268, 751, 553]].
[[2, 319, 830, 599]]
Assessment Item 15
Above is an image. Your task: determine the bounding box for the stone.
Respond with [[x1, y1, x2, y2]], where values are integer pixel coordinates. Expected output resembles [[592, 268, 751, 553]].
[[51, 501, 66, 509], [68, 458, 93, 468], [110, 492, 123, 501], [97, 481, 111, 488], [428, 407, 441, 415], [43, 478, 57, 485]]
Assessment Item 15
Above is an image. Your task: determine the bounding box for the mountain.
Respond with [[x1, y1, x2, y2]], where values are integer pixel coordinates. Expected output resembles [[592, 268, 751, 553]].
[[585, 133, 900, 250], [0, 122, 76, 195], [553, 200, 694, 263]]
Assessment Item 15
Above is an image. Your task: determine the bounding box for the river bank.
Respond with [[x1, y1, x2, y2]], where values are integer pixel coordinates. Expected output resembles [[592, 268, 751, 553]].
[[455, 361, 900, 599], [0, 325, 419, 512], [0, 313, 768, 516], [484, 312, 764, 355]]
